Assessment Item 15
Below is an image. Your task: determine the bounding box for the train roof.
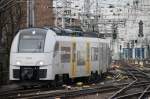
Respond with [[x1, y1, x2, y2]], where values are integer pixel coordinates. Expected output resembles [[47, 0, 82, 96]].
[[17, 27, 110, 44], [55, 35, 111, 44], [18, 27, 105, 38], [46, 27, 102, 38]]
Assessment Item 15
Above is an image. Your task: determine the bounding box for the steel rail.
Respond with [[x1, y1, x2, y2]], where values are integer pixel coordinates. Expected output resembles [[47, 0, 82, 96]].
[[109, 64, 150, 99], [13, 86, 121, 99], [2, 69, 150, 99], [108, 69, 138, 99], [19, 81, 150, 99], [128, 64, 150, 79], [3, 81, 129, 99], [0, 88, 41, 98], [2, 64, 150, 99], [138, 84, 150, 99], [114, 90, 150, 99], [0, 83, 123, 98]]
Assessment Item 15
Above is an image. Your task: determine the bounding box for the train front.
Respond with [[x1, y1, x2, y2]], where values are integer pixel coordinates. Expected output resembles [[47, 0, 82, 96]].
[[9, 28, 56, 81]]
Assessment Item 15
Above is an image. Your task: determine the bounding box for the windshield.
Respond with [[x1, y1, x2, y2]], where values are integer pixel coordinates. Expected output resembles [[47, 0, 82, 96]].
[[18, 29, 46, 53]]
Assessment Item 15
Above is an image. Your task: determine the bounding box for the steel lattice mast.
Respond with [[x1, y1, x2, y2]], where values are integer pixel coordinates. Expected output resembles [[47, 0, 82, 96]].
[[54, 0, 73, 28]]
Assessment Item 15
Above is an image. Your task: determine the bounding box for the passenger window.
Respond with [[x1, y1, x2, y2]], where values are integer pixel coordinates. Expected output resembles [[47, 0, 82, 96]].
[[53, 42, 59, 57], [54, 42, 59, 51], [61, 47, 71, 63], [77, 51, 85, 65], [91, 47, 98, 61]]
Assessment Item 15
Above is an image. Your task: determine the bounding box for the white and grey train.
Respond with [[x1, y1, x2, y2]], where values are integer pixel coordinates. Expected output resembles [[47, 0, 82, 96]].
[[9, 28, 111, 83]]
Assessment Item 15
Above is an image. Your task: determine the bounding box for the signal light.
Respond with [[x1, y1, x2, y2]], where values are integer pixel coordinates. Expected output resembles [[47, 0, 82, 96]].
[[138, 20, 143, 37], [112, 33, 117, 39]]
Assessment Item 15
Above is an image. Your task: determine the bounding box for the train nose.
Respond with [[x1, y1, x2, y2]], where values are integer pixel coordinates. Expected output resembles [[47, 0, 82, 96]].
[[21, 69, 33, 80], [20, 67, 39, 81]]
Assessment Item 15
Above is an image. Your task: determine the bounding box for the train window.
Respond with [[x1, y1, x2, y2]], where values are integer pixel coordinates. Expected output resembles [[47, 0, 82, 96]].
[[55, 42, 59, 51], [53, 42, 59, 57], [91, 47, 98, 61], [18, 33, 46, 53], [77, 51, 85, 65], [61, 47, 71, 63]]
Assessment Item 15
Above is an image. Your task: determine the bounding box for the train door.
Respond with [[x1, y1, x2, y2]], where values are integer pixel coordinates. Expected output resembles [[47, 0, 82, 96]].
[[105, 44, 108, 69], [107, 44, 110, 69], [101, 43, 105, 73], [85, 42, 91, 76], [98, 42, 103, 74], [53, 41, 70, 75], [76, 42, 86, 77], [71, 41, 77, 78], [103, 44, 107, 73], [53, 41, 60, 74], [91, 43, 99, 73], [60, 41, 71, 74]]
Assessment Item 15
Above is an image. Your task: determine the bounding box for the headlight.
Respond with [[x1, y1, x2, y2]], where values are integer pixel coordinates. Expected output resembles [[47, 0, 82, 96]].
[[37, 61, 44, 66], [16, 61, 21, 65], [39, 61, 44, 65]]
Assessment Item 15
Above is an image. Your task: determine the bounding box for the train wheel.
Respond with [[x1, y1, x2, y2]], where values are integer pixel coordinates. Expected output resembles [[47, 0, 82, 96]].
[[50, 75, 59, 88], [50, 80, 56, 88], [55, 74, 64, 87], [95, 71, 99, 82], [63, 74, 70, 85], [99, 71, 102, 80], [88, 71, 95, 83]]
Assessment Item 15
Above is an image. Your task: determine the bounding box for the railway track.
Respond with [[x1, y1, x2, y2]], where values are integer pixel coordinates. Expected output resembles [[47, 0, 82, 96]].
[[1, 64, 150, 99], [0, 83, 66, 99], [0, 83, 121, 99], [109, 64, 150, 99], [1, 80, 150, 99]]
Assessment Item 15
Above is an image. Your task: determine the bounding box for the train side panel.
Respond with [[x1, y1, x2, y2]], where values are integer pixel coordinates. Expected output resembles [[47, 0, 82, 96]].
[[52, 36, 111, 79]]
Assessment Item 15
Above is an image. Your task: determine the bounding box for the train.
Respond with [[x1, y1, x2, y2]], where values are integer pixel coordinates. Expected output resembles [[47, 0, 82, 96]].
[[9, 27, 111, 84]]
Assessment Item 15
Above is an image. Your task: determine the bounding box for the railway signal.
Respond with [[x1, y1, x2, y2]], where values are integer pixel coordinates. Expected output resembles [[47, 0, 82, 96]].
[[131, 40, 134, 48], [138, 20, 143, 37], [112, 24, 118, 39], [112, 32, 117, 39]]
